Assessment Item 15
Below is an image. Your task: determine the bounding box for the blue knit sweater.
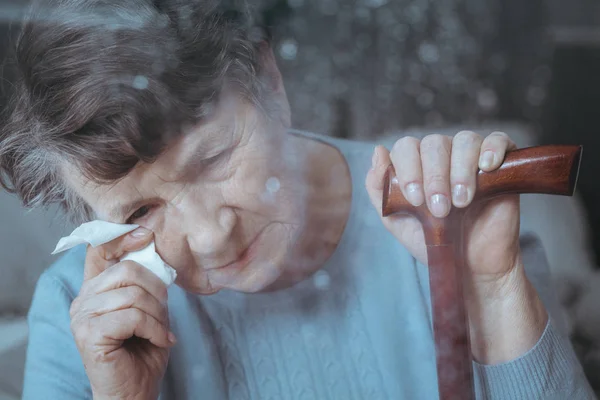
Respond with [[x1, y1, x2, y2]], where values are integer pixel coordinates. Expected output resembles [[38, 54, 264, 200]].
[[22, 130, 595, 399]]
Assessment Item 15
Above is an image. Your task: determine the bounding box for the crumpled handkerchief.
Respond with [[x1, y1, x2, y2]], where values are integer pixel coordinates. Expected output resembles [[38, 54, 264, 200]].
[[52, 220, 177, 286]]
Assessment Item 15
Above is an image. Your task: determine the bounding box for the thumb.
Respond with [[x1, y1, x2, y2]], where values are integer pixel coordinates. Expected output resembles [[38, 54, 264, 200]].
[[366, 146, 427, 264], [83, 227, 154, 281], [365, 145, 392, 215]]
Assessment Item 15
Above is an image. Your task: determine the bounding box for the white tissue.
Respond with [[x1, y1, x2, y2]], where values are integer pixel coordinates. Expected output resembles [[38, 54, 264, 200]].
[[52, 220, 177, 286]]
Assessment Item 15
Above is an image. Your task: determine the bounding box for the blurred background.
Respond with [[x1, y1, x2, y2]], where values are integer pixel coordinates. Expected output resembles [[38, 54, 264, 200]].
[[0, 0, 599, 398]]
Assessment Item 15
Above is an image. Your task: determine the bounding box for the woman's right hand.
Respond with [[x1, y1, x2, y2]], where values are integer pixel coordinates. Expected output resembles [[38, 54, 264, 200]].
[[69, 227, 176, 400]]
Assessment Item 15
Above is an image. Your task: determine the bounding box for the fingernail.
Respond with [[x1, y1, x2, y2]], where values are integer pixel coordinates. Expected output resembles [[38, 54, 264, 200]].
[[430, 194, 450, 217], [130, 227, 151, 238], [405, 182, 424, 206], [168, 331, 177, 344], [452, 184, 469, 206], [480, 151, 495, 170], [371, 148, 379, 170]]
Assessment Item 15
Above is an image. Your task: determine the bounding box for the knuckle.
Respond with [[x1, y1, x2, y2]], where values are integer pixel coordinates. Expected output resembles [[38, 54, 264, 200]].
[[96, 243, 116, 260], [392, 136, 419, 152], [420, 134, 449, 152], [453, 130, 481, 146], [489, 130, 509, 138], [450, 168, 472, 181], [118, 261, 143, 282], [131, 286, 148, 304], [424, 174, 447, 192], [130, 308, 146, 326], [71, 318, 92, 346], [487, 131, 511, 145], [128, 286, 145, 304], [420, 134, 436, 149]]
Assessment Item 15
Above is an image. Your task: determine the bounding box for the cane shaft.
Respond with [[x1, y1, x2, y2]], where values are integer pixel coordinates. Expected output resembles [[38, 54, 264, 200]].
[[428, 242, 474, 400]]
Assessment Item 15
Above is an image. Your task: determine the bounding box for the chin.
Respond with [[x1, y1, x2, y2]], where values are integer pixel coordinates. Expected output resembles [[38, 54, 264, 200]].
[[173, 268, 222, 295], [177, 281, 221, 296], [217, 259, 285, 293]]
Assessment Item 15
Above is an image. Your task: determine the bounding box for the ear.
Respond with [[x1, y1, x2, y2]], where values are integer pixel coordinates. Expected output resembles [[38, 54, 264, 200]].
[[258, 42, 291, 128], [258, 41, 285, 94]]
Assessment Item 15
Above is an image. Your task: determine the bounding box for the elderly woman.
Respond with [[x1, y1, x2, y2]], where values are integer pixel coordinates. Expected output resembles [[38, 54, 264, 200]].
[[0, 0, 594, 399]]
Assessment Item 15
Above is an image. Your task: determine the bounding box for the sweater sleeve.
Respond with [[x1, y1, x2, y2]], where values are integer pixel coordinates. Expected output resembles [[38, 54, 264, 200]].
[[22, 270, 92, 400], [472, 234, 596, 399]]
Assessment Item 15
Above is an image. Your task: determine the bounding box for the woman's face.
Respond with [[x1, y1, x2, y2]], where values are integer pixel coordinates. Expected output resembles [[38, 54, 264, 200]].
[[66, 88, 315, 294]]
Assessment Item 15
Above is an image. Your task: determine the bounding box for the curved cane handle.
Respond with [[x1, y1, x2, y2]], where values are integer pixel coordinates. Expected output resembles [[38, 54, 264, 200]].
[[382, 144, 583, 218]]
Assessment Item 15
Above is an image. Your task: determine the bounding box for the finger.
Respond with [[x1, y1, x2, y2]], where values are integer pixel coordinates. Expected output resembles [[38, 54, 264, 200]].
[[89, 308, 175, 348], [74, 285, 168, 325], [84, 227, 154, 281], [479, 131, 518, 172], [85, 261, 168, 304], [389, 137, 424, 206], [450, 131, 483, 208], [420, 134, 452, 218], [365, 145, 392, 214]]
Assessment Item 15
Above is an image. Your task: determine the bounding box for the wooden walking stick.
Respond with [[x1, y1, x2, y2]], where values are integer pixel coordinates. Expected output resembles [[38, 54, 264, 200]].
[[382, 145, 583, 400]]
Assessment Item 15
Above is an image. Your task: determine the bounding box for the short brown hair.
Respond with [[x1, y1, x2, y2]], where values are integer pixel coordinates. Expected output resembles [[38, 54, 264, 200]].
[[0, 0, 269, 222]]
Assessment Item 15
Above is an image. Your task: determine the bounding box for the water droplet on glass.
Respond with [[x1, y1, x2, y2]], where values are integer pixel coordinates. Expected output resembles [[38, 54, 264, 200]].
[[266, 177, 281, 194], [418, 43, 439, 64], [527, 86, 546, 107], [417, 90, 434, 108], [313, 270, 331, 290], [477, 88, 497, 111], [132, 75, 149, 90], [405, 4, 423, 25], [279, 39, 298, 61]]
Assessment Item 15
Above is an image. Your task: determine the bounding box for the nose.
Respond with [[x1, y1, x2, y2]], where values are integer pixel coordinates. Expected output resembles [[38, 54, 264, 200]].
[[177, 200, 237, 258]]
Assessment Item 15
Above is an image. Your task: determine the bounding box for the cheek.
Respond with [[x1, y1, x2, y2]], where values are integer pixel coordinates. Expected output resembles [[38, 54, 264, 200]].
[[146, 188, 199, 267], [225, 164, 305, 227], [152, 211, 190, 267], [225, 156, 277, 207]]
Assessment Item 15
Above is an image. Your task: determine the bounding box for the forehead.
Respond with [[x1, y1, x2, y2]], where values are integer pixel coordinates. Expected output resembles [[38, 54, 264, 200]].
[[63, 91, 256, 220]]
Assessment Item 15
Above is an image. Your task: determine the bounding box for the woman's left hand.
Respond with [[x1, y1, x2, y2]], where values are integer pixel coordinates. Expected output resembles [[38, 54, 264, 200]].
[[366, 131, 521, 286], [365, 131, 548, 363]]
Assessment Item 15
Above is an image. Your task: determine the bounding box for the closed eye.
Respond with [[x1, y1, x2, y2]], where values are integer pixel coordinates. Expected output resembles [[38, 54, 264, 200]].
[[127, 205, 153, 223], [201, 152, 223, 166]]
